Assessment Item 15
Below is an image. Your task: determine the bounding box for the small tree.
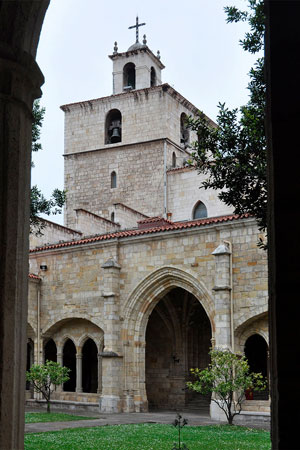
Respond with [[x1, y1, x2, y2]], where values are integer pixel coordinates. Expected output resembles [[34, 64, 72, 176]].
[[187, 0, 267, 236], [26, 360, 70, 413], [30, 100, 66, 235], [172, 413, 189, 450], [187, 348, 266, 425]]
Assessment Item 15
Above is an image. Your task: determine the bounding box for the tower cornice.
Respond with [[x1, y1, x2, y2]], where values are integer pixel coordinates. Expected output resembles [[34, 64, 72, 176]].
[[108, 46, 165, 70]]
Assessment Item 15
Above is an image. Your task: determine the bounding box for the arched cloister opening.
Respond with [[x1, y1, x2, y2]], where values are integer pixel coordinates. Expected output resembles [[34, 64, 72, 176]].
[[123, 62, 136, 90], [122, 266, 215, 413], [150, 67, 156, 87], [244, 334, 269, 400], [180, 113, 190, 147], [193, 201, 207, 220], [63, 339, 76, 392], [146, 287, 211, 412], [105, 109, 122, 144], [26, 339, 34, 390], [82, 338, 98, 393], [44, 339, 57, 363]]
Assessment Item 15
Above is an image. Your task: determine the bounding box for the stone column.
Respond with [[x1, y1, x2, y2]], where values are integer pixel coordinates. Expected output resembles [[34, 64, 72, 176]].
[[211, 242, 232, 421], [212, 243, 232, 349], [56, 351, 63, 393], [99, 258, 123, 413], [76, 351, 83, 393], [97, 353, 102, 394], [0, 7, 47, 445]]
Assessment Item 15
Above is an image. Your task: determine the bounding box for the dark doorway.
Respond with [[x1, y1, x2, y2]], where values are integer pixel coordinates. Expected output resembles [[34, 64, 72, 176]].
[[63, 339, 76, 392], [244, 334, 269, 400], [146, 287, 211, 412], [82, 338, 98, 393], [44, 339, 57, 363]]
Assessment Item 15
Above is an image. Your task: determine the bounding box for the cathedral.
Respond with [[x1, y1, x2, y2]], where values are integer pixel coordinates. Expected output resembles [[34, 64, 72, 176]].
[[27, 19, 269, 421]]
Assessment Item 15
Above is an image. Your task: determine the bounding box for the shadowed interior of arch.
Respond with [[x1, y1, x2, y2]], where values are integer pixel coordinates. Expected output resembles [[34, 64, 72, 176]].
[[244, 334, 269, 400], [63, 339, 76, 392], [82, 338, 98, 393], [145, 287, 211, 412], [44, 339, 57, 363]]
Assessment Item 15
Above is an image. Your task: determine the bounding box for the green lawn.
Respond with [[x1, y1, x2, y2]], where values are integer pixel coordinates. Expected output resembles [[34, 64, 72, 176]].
[[25, 412, 97, 423], [25, 423, 271, 449]]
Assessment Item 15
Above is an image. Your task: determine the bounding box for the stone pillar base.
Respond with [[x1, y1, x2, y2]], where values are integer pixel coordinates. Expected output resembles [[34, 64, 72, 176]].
[[99, 394, 121, 413], [122, 391, 135, 412], [210, 400, 227, 422]]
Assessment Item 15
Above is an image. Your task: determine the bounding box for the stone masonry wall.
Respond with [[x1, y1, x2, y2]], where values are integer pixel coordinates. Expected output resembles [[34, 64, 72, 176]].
[[30, 220, 82, 250], [110, 203, 148, 229], [28, 217, 268, 411], [62, 86, 198, 155], [74, 209, 120, 236], [167, 168, 234, 221], [64, 141, 166, 229], [29, 217, 267, 340]]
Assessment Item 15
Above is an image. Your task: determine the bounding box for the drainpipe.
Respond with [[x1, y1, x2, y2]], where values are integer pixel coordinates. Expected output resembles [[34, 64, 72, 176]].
[[163, 139, 167, 218], [224, 240, 234, 353]]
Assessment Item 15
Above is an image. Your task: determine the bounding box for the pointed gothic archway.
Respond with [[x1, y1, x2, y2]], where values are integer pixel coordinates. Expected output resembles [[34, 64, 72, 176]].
[[82, 338, 98, 393], [122, 266, 215, 412], [146, 287, 211, 411]]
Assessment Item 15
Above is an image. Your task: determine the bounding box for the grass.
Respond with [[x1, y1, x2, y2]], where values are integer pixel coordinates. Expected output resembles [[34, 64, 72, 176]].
[[25, 423, 271, 449], [25, 412, 97, 423]]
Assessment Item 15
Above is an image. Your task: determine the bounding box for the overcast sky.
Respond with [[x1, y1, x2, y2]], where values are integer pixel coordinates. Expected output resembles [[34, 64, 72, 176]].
[[32, 0, 256, 224]]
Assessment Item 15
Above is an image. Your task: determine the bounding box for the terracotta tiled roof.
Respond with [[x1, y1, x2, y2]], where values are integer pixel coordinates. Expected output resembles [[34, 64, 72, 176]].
[[29, 214, 250, 254], [28, 273, 40, 280], [167, 166, 195, 173], [137, 216, 173, 229]]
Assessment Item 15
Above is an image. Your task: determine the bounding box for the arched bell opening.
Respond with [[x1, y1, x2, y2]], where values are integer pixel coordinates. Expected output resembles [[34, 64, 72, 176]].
[[150, 67, 156, 87], [63, 339, 76, 392], [123, 62, 136, 90], [44, 338, 57, 363], [82, 338, 98, 393], [105, 109, 122, 144], [145, 287, 211, 412], [244, 334, 269, 400]]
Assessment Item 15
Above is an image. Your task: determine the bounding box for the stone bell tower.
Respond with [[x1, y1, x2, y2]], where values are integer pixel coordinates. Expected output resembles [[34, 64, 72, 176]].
[[61, 16, 201, 233], [110, 17, 164, 94]]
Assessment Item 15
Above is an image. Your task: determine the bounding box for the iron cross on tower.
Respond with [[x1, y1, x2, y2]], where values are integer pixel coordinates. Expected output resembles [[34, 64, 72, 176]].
[[128, 16, 146, 43]]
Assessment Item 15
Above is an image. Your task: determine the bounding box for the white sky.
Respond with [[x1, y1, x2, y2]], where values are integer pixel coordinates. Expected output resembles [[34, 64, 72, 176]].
[[32, 0, 256, 224]]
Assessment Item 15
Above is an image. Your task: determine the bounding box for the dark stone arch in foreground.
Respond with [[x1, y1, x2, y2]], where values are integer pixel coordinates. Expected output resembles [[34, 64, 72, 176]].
[[0, 1, 49, 448]]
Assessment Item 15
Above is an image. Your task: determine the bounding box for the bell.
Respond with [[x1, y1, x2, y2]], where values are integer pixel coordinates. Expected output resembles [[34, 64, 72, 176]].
[[110, 127, 121, 143]]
